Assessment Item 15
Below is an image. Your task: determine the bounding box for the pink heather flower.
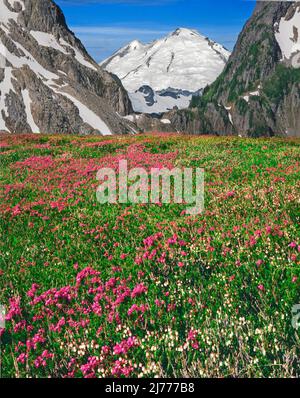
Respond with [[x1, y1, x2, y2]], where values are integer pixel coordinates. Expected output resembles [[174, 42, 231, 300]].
[[101, 345, 110, 354], [27, 283, 39, 298], [266, 226, 272, 234], [13, 320, 26, 333], [42, 350, 54, 359], [81, 356, 101, 378], [155, 299, 165, 307], [91, 301, 102, 316], [168, 234, 178, 245], [292, 276, 298, 283], [50, 317, 66, 333], [113, 337, 137, 355], [29, 330, 46, 349], [131, 283, 148, 298], [127, 304, 138, 316], [105, 277, 117, 289], [17, 353, 28, 364], [14, 342, 24, 352], [6, 296, 22, 320], [226, 191, 235, 198], [127, 304, 148, 316], [249, 236, 257, 247], [108, 311, 115, 323], [76, 267, 100, 287], [111, 359, 133, 377], [289, 242, 297, 248], [256, 260, 263, 267], [258, 284, 265, 292], [178, 262, 184, 268], [188, 329, 198, 340], [192, 342, 199, 350], [34, 355, 47, 368], [11, 204, 22, 217]]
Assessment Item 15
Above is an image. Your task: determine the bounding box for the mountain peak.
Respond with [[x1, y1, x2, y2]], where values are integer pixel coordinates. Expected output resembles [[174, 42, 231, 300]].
[[102, 27, 230, 93], [170, 27, 200, 37], [102, 26, 230, 114], [128, 40, 144, 50]]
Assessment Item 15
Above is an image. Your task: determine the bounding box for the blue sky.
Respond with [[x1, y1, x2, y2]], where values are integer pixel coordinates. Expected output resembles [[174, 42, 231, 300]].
[[56, 0, 255, 62]]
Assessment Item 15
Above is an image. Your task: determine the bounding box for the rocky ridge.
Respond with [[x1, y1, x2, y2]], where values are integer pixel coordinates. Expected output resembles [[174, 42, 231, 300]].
[[166, 1, 300, 137], [0, 0, 134, 135]]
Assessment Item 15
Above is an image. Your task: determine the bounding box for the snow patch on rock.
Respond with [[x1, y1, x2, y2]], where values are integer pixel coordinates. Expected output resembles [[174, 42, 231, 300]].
[[58, 91, 112, 135], [275, 6, 300, 67], [129, 89, 191, 114], [0, 0, 19, 24], [22, 89, 40, 133], [0, 67, 14, 131], [30, 31, 69, 55]]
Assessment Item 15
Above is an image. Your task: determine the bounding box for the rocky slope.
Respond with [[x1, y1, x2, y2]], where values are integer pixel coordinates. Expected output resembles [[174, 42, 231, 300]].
[[0, 0, 134, 135], [101, 28, 230, 114], [167, 1, 300, 137]]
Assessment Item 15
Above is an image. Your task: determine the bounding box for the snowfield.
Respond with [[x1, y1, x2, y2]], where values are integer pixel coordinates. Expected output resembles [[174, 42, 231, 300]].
[[128, 89, 192, 114], [101, 28, 230, 92], [275, 5, 300, 67], [101, 28, 230, 113]]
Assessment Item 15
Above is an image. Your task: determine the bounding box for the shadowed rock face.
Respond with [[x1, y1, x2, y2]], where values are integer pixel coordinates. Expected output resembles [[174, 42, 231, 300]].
[[166, 1, 300, 137], [0, 0, 133, 135]]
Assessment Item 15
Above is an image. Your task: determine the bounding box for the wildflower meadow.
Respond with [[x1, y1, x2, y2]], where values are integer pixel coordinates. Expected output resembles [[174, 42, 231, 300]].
[[0, 133, 299, 378]]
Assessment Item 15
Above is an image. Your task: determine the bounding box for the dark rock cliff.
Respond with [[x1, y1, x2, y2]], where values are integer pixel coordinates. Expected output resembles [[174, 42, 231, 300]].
[[0, 0, 134, 135], [166, 1, 300, 137]]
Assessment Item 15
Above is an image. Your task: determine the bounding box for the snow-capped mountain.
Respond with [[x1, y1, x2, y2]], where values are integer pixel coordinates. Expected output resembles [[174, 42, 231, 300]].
[[0, 0, 133, 135], [101, 28, 230, 114]]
